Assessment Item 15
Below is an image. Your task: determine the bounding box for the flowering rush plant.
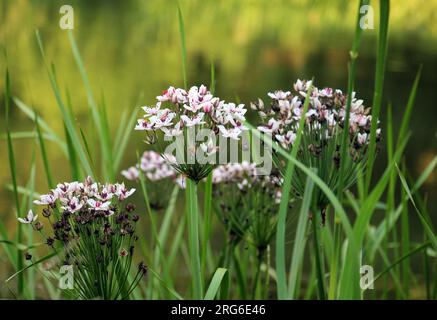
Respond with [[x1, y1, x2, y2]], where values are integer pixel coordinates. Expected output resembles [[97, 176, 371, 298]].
[[135, 85, 248, 182], [212, 162, 283, 297], [22, 176, 147, 300], [212, 162, 283, 254], [253, 79, 381, 212]]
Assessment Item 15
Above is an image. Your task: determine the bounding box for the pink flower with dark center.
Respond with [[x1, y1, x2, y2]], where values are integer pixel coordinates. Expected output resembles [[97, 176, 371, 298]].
[[34, 193, 57, 206], [62, 197, 84, 213], [115, 183, 136, 201], [87, 199, 111, 211]]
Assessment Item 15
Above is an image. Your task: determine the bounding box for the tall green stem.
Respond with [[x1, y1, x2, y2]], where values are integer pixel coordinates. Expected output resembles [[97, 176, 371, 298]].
[[252, 253, 263, 300], [328, 217, 341, 299], [312, 208, 326, 300], [252, 249, 265, 300], [202, 173, 213, 280], [187, 179, 203, 299]]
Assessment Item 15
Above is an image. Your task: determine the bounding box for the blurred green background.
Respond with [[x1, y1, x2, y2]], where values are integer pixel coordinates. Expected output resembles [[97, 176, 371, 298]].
[[0, 0, 437, 295]]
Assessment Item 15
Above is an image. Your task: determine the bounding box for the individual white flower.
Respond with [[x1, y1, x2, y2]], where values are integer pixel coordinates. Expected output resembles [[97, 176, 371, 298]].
[[319, 87, 333, 97], [33, 193, 57, 205], [61, 197, 84, 213], [351, 99, 364, 113], [121, 167, 140, 180], [257, 118, 280, 134], [275, 131, 296, 148], [134, 118, 154, 131], [68, 181, 83, 193], [218, 125, 243, 140], [293, 79, 312, 94], [278, 99, 292, 114], [115, 183, 136, 201], [305, 109, 317, 118], [55, 183, 70, 196], [200, 139, 218, 156], [357, 132, 368, 145], [149, 109, 176, 129], [96, 187, 113, 201], [268, 90, 291, 100], [201, 98, 218, 113], [18, 210, 38, 224], [223, 103, 247, 125], [292, 106, 302, 119], [161, 121, 183, 137], [84, 182, 99, 197], [141, 103, 161, 115], [350, 113, 369, 127], [157, 86, 187, 104], [181, 112, 206, 127], [87, 199, 111, 211]]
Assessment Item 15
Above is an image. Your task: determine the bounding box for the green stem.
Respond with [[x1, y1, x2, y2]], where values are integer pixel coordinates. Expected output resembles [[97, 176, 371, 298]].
[[233, 250, 248, 299], [328, 216, 341, 299], [312, 208, 326, 300], [263, 245, 270, 299], [252, 248, 265, 300], [187, 179, 203, 299], [201, 173, 213, 281], [223, 237, 236, 269]]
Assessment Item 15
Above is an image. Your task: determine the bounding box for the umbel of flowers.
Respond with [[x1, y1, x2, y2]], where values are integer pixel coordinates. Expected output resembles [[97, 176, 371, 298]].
[[135, 85, 248, 182], [135, 85, 247, 299], [22, 176, 147, 300], [212, 161, 283, 298], [253, 79, 381, 215], [122, 150, 185, 209]]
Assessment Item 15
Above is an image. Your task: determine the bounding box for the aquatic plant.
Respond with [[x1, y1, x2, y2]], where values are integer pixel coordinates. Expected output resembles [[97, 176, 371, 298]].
[[253, 79, 381, 214], [212, 161, 283, 298], [22, 176, 146, 300]]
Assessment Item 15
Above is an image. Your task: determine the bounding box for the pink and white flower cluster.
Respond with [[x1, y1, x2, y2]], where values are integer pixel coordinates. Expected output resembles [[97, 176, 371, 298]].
[[121, 151, 185, 188], [212, 161, 283, 202], [253, 79, 381, 149], [31, 176, 135, 217], [212, 161, 258, 190], [122, 151, 175, 181], [135, 85, 248, 141]]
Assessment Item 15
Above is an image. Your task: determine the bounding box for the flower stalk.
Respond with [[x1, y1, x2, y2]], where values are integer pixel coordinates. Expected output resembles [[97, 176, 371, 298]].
[[186, 178, 203, 299]]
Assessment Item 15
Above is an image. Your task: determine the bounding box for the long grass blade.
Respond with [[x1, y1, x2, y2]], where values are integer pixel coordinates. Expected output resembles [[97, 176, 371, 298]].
[[204, 268, 228, 300], [365, 0, 390, 191], [5, 69, 24, 296], [35, 112, 54, 187], [177, 4, 188, 89], [68, 30, 114, 180], [287, 175, 314, 299], [35, 30, 93, 177], [275, 81, 314, 299]]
